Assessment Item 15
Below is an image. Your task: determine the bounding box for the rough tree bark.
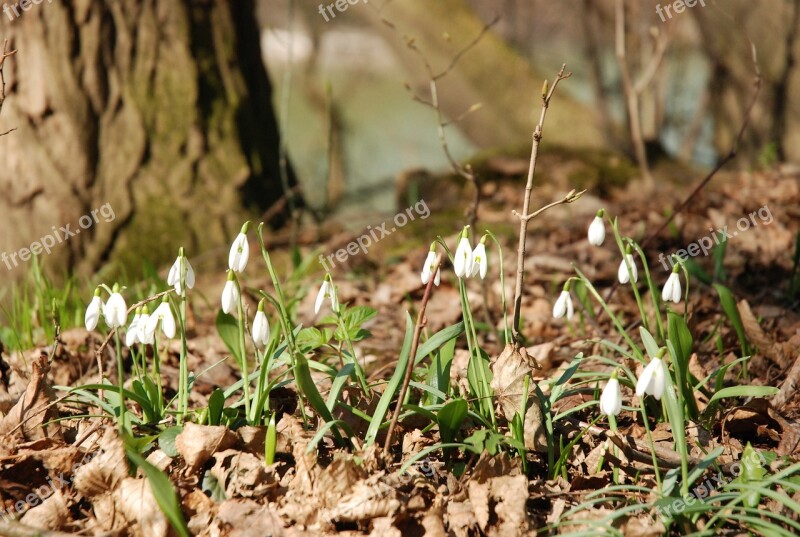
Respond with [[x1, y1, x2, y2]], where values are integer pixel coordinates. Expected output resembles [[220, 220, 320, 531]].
[[0, 0, 294, 279]]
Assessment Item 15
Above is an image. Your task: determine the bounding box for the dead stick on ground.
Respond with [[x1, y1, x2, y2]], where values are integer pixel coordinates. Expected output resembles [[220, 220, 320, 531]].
[[510, 64, 583, 348], [384, 254, 442, 454]]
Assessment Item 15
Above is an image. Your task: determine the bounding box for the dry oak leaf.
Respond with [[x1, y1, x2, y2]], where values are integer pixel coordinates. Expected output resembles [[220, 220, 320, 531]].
[[490, 344, 546, 451], [0, 353, 61, 441], [468, 474, 529, 536], [175, 422, 237, 472]]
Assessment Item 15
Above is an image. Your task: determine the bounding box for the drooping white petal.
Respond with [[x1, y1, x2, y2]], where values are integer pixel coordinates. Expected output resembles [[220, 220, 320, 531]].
[[588, 216, 606, 246], [635, 357, 665, 400], [125, 314, 140, 347], [433, 268, 441, 286], [103, 292, 128, 328], [315, 280, 330, 314], [552, 290, 574, 320], [618, 254, 638, 284], [228, 233, 250, 273], [151, 302, 176, 339], [221, 280, 239, 314], [600, 378, 622, 416], [662, 272, 682, 303], [253, 310, 270, 347], [85, 296, 103, 331], [421, 251, 436, 285], [453, 237, 473, 279], [471, 243, 488, 279], [167, 256, 196, 294], [137, 313, 153, 344]]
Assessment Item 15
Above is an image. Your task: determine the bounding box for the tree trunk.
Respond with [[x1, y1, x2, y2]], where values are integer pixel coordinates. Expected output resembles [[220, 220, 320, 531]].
[[0, 0, 294, 279]]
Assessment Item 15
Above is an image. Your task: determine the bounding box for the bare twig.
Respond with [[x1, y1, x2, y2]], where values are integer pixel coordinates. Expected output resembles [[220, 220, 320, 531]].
[[614, 0, 652, 183], [0, 39, 17, 127], [384, 254, 442, 453], [510, 66, 581, 347]]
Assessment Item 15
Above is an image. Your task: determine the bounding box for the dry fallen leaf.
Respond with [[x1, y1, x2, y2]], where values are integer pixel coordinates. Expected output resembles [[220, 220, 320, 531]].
[[175, 422, 237, 472]]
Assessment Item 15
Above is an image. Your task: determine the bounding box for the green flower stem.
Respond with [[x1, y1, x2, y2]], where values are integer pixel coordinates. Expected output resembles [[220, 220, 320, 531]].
[[114, 329, 126, 432], [152, 342, 163, 419], [638, 400, 663, 495], [178, 254, 189, 423], [485, 230, 510, 345], [629, 241, 665, 342], [335, 309, 370, 395], [459, 278, 495, 426], [235, 279, 251, 421]]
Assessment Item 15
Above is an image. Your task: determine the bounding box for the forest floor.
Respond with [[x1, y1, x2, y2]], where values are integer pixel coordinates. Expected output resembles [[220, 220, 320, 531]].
[[1, 157, 799, 536]]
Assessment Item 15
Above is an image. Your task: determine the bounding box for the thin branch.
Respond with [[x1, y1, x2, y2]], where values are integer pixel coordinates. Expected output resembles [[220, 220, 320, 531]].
[[510, 66, 580, 347], [384, 254, 442, 454], [614, 0, 652, 183], [0, 39, 18, 123]]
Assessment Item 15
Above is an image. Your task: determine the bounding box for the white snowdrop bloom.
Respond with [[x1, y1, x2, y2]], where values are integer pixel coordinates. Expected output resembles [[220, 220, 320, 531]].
[[588, 211, 606, 246], [228, 222, 250, 273], [471, 240, 488, 279], [221, 272, 240, 315], [552, 289, 574, 320], [421, 249, 436, 285], [600, 375, 622, 416], [453, 228, 473, 279], [253, 306, 270, 347], [618, 253, 638, 284], [635, 357, 666, 400], [125, 310, 141, 347], [103, 289, 127, 328], [137, 311, 153, 344], [315, 279, 331, 315], [433, 267, 441, 286], [146, 300, 176, 339], [167, 249, 195, 294], [85, 291, 103, 331], [662, 270, 682, 304]]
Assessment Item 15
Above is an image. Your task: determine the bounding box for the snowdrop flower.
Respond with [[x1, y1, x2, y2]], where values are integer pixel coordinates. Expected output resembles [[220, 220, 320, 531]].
[[453, 226, 473, 279], [103, 285, 127, 328], [330, 282, 340, 314], [635, 353, 666, 400], [228, 222, 250, 273], [661, 266, 682, 304], [600, 371, 623, 416], [315, 277, 331, 314], [471, 237, 488, 279], [221, 271, 240, 315], [253, 300, 270, 347], [85, 289, 103, 331], [420, 244, 441, 286], [618, 246, 638, 284], [167, 247, 195, 294], [588, 209, 606, 246], [125, 308, 142, 347], [552, 283, 574, 320], [146, 298, 176, 339], [137, 309, 153, 345]]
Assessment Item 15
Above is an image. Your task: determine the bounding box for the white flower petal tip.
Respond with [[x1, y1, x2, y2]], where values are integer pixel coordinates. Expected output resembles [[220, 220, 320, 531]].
[[453, 237, 473, 279], [228, 232, 250, 273], [552, 290, 574, 320], [314, 280, 330, 314], [421, 251, 436, 285], [103, 292, 128, 328], [85, 295, 103, 331], [471, 243, 488, 279], [137, 313, 153, 344], [253, 310, 270, 347], [662, 272, 682, 304], [635, 357, 666, 400], [125, 314, 140, 347], [167, 256, 195, 294], [618, 254, 638, 284], [600, 378, 623, 416], [588, 215, 606, 246], [221, 279, 239, 315]]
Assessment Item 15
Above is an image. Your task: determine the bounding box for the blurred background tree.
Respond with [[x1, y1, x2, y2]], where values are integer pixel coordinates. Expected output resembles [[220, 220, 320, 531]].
[[0, 0, 295, 279]]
